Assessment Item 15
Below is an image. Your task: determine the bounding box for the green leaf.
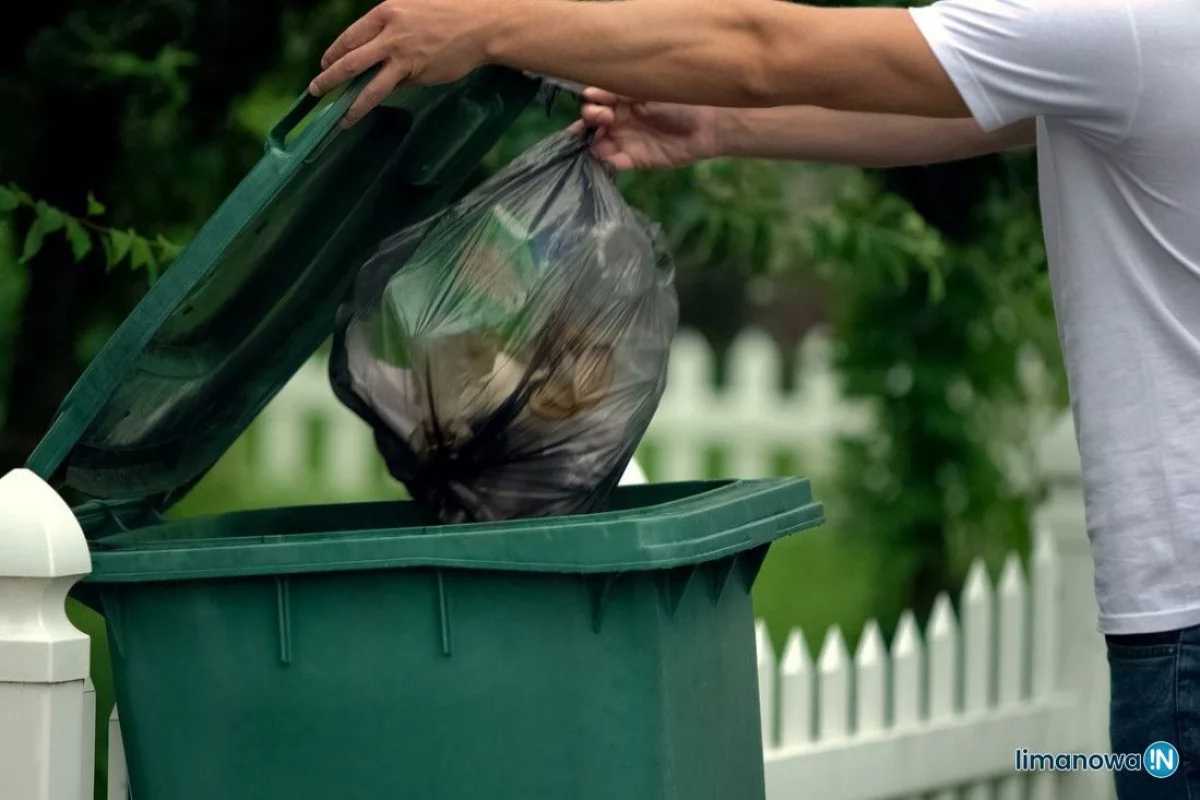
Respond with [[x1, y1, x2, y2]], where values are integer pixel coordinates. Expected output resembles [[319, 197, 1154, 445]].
[[86, 192, 106, 217], [927, 268, 947, 304], [34, 201, 65, 234], [20, 217, 47, 263], [64, 218, 92, 261], [155, 234, 183, 262], [106, 228, 133, 268], [129, 236, 156, 272], [0, 186, 17, 213]]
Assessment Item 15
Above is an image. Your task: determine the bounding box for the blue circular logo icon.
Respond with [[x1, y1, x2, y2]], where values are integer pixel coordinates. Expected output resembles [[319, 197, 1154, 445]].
[[1144, 742, 1179, 779]]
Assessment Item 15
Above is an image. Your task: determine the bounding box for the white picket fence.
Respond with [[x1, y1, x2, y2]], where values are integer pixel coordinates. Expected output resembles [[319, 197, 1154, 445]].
[[0, 329, 1111, 800], [245, 326, 1051, 498], [248, 327, 875, 498], [749, 412, 1111, 800]]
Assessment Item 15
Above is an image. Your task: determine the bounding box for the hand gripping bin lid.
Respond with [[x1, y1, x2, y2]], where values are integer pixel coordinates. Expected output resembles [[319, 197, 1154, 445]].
[[26, 70, 824, 800]]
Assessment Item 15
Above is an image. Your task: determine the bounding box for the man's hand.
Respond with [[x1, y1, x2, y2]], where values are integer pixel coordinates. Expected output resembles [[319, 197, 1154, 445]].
[[308, 0, 494, 127], [571, 89, 721, 172]]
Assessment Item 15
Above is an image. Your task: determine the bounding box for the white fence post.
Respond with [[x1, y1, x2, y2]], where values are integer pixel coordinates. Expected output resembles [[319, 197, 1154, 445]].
[[0, 468, 93, 800], [1036, 412, 1114, 800]]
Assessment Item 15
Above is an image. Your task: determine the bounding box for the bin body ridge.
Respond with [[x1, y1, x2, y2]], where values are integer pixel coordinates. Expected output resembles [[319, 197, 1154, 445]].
[[107, 556, 768, 798]]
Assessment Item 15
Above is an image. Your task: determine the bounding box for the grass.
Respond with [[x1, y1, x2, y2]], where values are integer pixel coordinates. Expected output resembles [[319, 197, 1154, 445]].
[[753, 523, 881, 656]]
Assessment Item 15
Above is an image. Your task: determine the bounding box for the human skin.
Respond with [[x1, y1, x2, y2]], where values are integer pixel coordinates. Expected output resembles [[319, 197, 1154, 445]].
[[308, 0, 971, 124], [307, 0, 1033, 184]]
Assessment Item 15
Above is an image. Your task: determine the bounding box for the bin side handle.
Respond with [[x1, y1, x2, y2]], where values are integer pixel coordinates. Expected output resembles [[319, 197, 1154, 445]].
[[266, 69, 379, 154], [267, 92, 322, 154]]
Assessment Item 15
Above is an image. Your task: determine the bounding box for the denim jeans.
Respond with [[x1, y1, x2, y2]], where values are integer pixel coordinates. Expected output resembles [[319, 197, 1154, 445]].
[[1108, 623, 1200, 798]]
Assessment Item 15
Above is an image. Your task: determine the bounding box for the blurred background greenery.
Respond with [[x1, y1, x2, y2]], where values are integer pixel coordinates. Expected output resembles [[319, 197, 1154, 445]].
[[2, 1, 1066, 796]]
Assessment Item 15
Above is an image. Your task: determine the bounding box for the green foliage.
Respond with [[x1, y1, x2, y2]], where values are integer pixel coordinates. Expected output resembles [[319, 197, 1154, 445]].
[[806, 171, 948, 298], [0, 183, 180, 281], [810, 155, 1059, 629], [482, 97, 800, 273], [619, 157, 801, 273], [3, 7, 371, 794]]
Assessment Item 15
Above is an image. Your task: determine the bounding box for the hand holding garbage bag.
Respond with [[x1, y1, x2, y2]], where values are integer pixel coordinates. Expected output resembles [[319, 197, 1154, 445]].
[[330, 129, 678, 524]]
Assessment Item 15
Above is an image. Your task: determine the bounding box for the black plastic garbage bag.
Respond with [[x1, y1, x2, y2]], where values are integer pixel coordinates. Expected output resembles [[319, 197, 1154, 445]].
[[330, 130, 679, 523]]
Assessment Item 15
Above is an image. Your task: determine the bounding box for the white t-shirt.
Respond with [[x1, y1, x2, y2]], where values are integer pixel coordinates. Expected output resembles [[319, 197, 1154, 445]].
[[910, 0, 1200, 634]]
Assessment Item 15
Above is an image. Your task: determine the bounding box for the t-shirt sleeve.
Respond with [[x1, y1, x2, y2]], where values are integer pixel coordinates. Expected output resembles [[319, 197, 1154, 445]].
[[909, 0, 1142, 142]]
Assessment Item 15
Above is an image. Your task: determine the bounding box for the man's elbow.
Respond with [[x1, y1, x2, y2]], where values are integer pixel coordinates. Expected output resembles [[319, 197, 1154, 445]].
[[722, 0, 822, 107], [732, 57, 791, 107]]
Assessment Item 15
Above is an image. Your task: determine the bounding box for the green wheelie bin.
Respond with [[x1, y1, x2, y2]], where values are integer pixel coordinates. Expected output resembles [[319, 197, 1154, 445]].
[[27, 68, 824, 800]]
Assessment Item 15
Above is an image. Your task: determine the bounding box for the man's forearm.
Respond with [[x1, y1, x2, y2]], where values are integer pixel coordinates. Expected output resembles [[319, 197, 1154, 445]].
[[485, 0, 968, 117], [715, 108, 1036, 168], [486, 0, 772, 106]]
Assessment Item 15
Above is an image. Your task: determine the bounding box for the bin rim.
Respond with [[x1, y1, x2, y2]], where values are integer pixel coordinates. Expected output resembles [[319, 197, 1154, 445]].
[[84, 478, 824, 582]]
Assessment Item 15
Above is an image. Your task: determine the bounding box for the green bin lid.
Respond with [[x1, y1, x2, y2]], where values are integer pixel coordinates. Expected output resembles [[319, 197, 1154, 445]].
[[25, 67, 540, 530]]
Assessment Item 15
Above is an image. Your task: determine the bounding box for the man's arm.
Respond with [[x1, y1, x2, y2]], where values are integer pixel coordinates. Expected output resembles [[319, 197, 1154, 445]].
[[489, 0, 965, 114], [716, 108, 1035, 168], [312, 0, 969, 127]]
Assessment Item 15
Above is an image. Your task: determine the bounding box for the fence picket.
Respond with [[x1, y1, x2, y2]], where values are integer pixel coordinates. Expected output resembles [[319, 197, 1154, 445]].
[[108, 706, 128, 800], [328, 409, 378, 494], [1029, 773, 1059, 800], [997, 777, 1025, 800], [996, 555, 1028, 706], [997, 773, 1026, 800], [652, 330, 714, 482], [728, 329, 782, 479], [81, 677, 95, 800], [891, 610, 924, 729], [1028, 523, 1062, 800], [928, 594, 960, 721], [854, 620, 887, 736], [793, 330, 873, 474], [928, 595, 961, 800], [995, 555, 1029, 800], [818, 626, 851, 741], [962, 560, 994, 713], [961, 561, 995, 800], [778, 629, 814, 748], [257, 390, 311, 490], [758, 621, 777, 748], [1031, 524, 1060, 700]]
